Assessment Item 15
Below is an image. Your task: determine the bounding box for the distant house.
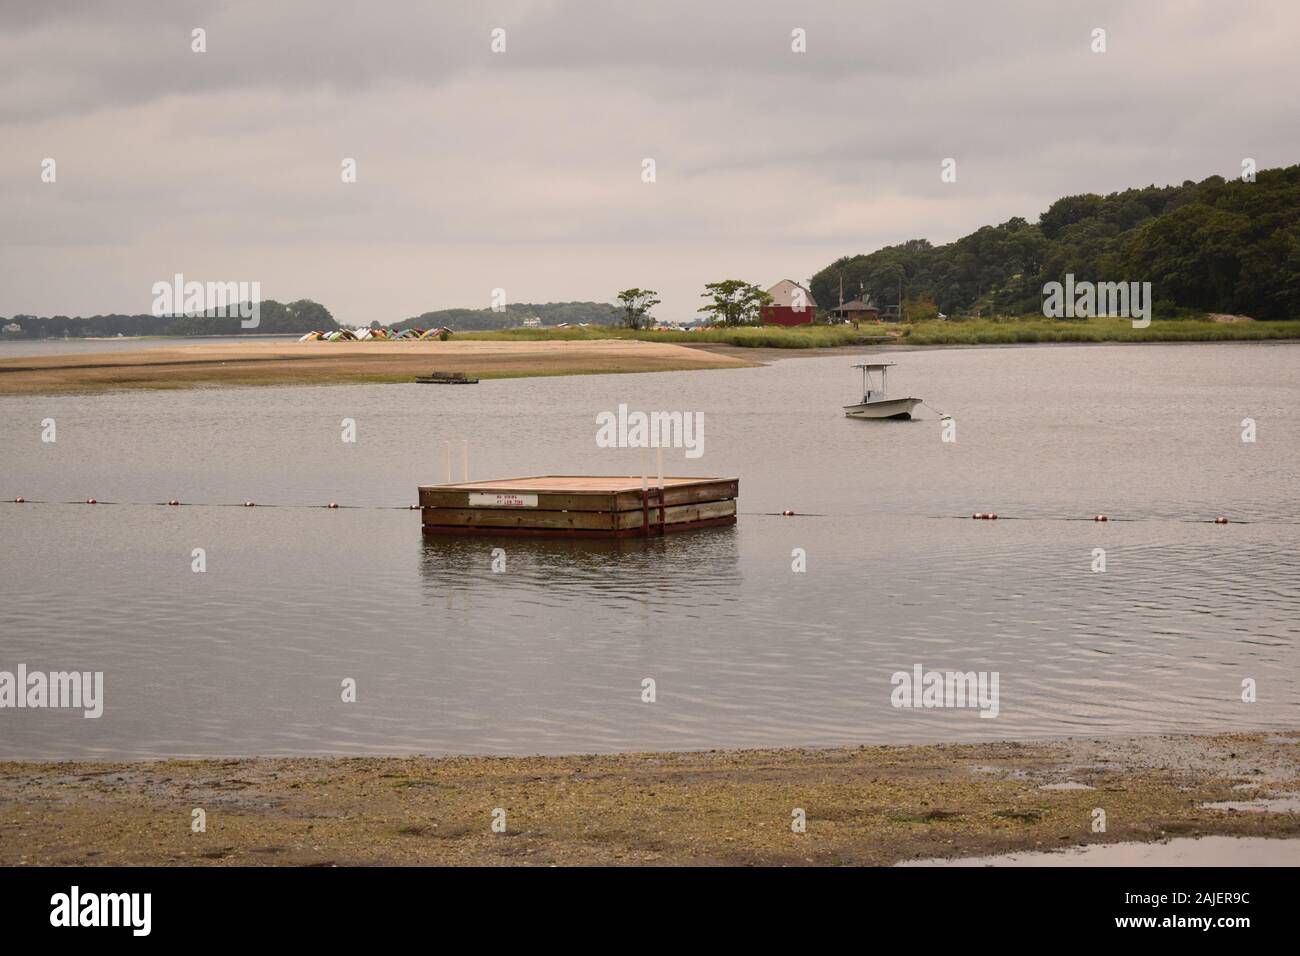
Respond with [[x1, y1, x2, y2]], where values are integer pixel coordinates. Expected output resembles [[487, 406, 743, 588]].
[[2, 322, 21, 334], [760, 280, 818, 326], [823, 298, 881, 324], [521, 316, 542, 328]]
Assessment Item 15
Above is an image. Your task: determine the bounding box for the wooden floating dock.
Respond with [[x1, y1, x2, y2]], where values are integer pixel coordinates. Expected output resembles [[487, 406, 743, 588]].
[[418, 475, 739, 538], [416, 370, 479, 384]]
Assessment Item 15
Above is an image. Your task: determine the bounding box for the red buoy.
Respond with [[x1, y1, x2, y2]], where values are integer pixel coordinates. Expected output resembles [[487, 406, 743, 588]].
[[244, 501, 256, 508], [1094, 514, 1108, 522], [327, 502, 339, 509], [167, 500, 180, 506], [781, 509, 795, 516], [1214, 516, 1228, 524], [86, 498, 97, 504], [989, 513, 998, 520], [13, 497, 24, 503]]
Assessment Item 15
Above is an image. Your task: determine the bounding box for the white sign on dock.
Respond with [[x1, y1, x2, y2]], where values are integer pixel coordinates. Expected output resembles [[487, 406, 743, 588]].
[[469, 493, 539, 508]]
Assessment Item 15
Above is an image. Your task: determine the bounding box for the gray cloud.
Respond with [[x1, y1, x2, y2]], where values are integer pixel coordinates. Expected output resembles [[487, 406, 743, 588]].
[[1, 0, 1296, 324]]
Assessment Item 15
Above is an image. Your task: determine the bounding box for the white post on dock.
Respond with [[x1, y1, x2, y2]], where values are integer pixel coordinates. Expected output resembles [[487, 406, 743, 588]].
[[640, 448, 648, 492], [444, 441, 452, 483], [461, 439, 468, 482], [656, 446, 663, 489]]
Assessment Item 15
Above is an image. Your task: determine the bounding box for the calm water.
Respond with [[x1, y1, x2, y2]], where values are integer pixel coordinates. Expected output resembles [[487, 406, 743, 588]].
[[0, 335, 298, 358], [1, 343, 1297, 759]]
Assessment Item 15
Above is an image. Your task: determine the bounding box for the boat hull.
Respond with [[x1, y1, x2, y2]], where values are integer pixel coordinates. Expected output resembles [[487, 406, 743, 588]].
[[843, 397, 921, 420]]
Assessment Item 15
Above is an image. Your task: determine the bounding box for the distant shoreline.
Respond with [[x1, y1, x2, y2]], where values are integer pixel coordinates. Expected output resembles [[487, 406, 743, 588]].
[[692, 336, 1300, 362], [1, 331, 1296, 397], [3, 730, 1296, 866]]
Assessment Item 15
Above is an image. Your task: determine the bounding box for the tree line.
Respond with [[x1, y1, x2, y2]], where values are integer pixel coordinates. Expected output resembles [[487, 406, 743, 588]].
[[399, 302, 621, 331], [1, 300, 337, 338], [810, 164, 1300, 320]]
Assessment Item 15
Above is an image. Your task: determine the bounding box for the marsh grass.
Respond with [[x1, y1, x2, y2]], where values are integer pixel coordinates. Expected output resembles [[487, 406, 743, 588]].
[[455, 324, 877, 348], [454, 316, 1297, 348], [903, 315, 1299, 345]]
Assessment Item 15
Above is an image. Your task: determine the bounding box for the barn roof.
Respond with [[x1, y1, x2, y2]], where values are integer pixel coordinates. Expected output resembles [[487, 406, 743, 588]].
[[831, 298, 879, 311], [765, 279, 819, 308]]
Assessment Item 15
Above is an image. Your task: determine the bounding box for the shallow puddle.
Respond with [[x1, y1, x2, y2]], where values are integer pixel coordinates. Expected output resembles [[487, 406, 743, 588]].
[[898, 836, 1300, 866], [1201, 795, 1300, 814]]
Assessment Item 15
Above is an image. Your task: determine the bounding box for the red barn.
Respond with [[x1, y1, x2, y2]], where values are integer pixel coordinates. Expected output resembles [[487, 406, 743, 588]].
[[760, 279, 818, 325]]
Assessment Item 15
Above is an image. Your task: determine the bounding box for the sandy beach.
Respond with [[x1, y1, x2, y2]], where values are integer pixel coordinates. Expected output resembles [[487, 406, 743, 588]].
[[0, 339, 756, 396], [3, 731, 1297, 866]]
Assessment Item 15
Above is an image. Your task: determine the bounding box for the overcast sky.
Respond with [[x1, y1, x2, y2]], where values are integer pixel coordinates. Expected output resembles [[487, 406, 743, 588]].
[[2, 0, 1297, 325]]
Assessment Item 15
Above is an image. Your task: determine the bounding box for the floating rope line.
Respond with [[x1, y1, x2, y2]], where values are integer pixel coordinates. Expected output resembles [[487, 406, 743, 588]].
[[942, 513, 1248, 525], [0, 498, 1258, 524], [3, 498, 419, 510], [917, 400, 952, 419]]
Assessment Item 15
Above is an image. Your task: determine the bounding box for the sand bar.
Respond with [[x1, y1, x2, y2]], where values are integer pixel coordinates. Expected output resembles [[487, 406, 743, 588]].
[[0, 339, 755, 396]]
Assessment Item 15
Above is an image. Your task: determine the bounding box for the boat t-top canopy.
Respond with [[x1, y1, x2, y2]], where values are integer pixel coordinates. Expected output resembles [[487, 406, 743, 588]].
[[851, 361, 895, 402]]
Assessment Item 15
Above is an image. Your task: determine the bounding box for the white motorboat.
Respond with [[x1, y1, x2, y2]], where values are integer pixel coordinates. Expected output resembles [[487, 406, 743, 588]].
[[844, 362, 921, 419]]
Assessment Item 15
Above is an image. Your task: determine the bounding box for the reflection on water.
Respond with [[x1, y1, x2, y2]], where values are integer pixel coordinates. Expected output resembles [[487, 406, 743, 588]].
[[1, 344, 1297, 759], [419, 529, 742, 606]]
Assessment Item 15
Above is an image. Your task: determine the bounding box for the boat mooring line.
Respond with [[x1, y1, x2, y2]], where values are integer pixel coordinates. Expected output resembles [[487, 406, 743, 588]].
[[915, 400, 952, 419]]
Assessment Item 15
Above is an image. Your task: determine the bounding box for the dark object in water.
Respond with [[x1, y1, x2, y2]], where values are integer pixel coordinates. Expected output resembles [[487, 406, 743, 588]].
[[416, 370, 479, 384]]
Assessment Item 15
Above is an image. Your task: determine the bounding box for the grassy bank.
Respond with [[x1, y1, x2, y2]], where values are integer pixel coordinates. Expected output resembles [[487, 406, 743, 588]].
[[457, 324, 879, 348], [3, 731, 1297, 866], [902, 315, 1300, 345], [456, 316, 1299, 349]]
